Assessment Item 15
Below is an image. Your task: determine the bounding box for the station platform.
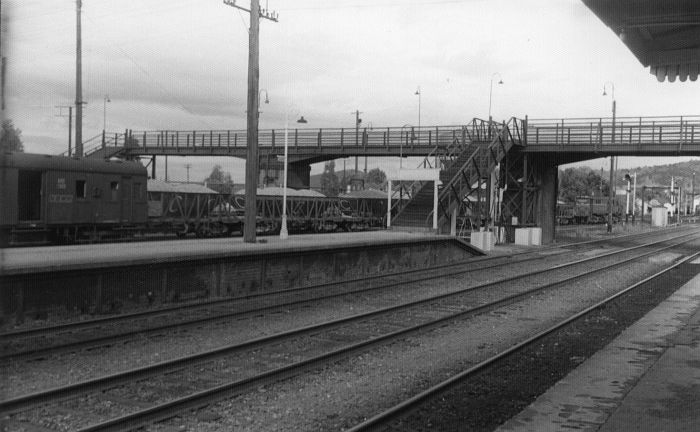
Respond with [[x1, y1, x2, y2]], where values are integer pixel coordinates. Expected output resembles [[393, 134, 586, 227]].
[[0, 231, 485, 324], [496, 267, 700, 432], [0, 231, 482, 276]]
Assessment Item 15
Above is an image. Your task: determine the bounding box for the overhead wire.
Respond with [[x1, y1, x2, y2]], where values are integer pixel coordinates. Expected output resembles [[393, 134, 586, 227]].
[[79, 11, 220, 129], [278, 0, 474, 11]]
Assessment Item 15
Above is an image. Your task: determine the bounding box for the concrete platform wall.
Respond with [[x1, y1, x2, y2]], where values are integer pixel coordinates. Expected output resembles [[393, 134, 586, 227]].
[[1, 239, 476, 324]]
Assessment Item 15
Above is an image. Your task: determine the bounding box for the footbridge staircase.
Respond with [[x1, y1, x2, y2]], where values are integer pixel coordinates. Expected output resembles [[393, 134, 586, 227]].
[[390, 118, 524, 234]]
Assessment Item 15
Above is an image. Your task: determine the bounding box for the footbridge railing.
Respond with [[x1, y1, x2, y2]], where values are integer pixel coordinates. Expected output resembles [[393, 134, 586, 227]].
[[526, 115, 700, 150], [86, 124, 483, 157]]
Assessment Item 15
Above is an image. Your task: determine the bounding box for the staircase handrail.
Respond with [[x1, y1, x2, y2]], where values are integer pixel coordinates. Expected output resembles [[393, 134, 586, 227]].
[[390, 123, 476, 217], [56, 132, 128, 157], [435, 118, 521, 226], [56, 132, 102, 157]]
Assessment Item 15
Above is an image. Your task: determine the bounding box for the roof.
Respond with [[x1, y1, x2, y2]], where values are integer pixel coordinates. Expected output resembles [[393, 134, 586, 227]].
[[339, 188, 387, 199], [1, 152, 147, 176], [583, 0, 700, 82], [233, 187, 326, 197], [148, 180, 218, 194]]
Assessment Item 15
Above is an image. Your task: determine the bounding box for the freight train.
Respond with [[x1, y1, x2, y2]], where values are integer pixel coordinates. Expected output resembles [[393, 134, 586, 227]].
[[556, 195, 625, 225], [0, 152, 386, 246]]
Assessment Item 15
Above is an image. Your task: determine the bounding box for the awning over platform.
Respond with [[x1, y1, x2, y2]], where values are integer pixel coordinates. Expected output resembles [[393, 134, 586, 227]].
[[583, 0, 700, 82]]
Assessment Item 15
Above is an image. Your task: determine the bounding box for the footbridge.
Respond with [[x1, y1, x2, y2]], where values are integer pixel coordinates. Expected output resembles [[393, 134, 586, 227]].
[[84, 115, 700, 243]]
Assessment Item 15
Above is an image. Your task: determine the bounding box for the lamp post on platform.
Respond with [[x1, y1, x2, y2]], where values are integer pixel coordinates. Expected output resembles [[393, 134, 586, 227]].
[[280, 111, 307, 240], [603, 82, 616, 233], [258, 89, 270, 116]]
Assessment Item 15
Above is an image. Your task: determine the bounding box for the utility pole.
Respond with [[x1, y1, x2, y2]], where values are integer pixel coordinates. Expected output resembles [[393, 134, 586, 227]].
[[75, 0, 84, 157], [185, 163, 192, 183], [55, 106, 73, 156], [353, 110, 362, 176], [607, 99, 616, 233], [224, 0, 278, 243], [1, 5, 6, 112]]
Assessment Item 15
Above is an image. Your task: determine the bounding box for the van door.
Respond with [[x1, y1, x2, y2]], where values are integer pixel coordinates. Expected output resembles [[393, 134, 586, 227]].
[[17, 170, 43, 222], [121, 176, 132, 223]]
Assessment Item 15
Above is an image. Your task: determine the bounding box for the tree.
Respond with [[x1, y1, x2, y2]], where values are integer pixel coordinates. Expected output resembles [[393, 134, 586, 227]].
[[1, 120, 24, 152], [559, 167, 608, 203], [320, 160, 340, 196], [365, 167, 387, 190], [204, 164, 234, 194]]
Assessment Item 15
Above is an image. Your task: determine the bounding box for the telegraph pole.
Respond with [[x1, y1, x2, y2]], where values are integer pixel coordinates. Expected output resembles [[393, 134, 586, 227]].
[[353, 110, 362, 174], [224, 0, 278, 243], [55, 106, 73, 156], [185, 163, 192, 183], [607, 99, 616, 233], [75, 0, 84, 157]]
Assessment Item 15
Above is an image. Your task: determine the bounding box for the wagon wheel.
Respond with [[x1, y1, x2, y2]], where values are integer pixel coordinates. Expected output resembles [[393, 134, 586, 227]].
[[211, 222, 228, 237], [195, 224, 211, 238], [175, 224, 189, 238]]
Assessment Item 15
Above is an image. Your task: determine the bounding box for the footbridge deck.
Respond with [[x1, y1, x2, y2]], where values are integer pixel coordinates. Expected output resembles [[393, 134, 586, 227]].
[[86, 115, 700, 162], [525, 115, 700, 161], [85, 123, 486, 162]]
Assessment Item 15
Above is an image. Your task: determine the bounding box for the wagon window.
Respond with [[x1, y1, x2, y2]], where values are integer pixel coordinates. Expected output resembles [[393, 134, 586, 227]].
[[110, 181, 120, 201], [76, 180, 87, 199]]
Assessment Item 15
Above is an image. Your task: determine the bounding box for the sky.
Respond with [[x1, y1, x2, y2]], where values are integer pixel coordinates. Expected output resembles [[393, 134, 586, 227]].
[[3, 0, 699, 184]]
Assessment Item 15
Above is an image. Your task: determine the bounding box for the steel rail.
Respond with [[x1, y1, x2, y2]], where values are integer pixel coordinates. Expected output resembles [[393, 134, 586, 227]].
[[3, 234, 695, 428], [4, 228, 692, 361], [345, 251, 700, 432]]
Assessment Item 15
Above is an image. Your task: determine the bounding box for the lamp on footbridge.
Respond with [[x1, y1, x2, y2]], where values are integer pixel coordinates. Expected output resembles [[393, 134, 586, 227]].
[[488, 73, 503, 123]]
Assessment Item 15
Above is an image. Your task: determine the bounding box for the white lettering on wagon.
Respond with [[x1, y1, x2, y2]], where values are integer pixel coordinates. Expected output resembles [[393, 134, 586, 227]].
[[56, 178, 66, 189], [49, 194, 73, 203]]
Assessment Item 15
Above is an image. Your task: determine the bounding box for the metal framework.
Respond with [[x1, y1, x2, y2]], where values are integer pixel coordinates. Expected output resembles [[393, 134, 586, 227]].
[[146, 189, 386, 236]]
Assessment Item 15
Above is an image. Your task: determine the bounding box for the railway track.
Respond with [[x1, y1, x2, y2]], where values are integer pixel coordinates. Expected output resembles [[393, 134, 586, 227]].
[[346, 251, 700, 432], [2, 229, 699, 431], [2, 226, 693, 360]]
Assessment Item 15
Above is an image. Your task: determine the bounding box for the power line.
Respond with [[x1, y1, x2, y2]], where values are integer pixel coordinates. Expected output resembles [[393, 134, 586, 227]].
[[80, 15, 217, 130], [279, 0, 472, 11]]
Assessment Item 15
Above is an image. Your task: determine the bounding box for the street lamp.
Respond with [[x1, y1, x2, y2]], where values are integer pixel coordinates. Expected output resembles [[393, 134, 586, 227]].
[[488, 73, 503, 123], [103, 95, 110, 133], [258, 89, 270, 117], [603, 81, 616, 233], [400, 124, 413, 169], [280, 112, 307, 239], [414, 86, 421, 143]]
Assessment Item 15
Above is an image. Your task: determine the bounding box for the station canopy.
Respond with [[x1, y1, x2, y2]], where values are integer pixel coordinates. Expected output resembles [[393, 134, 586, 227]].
[[583, 0, 700, 82]]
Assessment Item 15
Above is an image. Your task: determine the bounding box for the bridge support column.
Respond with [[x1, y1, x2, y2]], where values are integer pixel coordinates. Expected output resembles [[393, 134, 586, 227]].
[[259, 159, 312, 189], [533, 158, 558, 244]]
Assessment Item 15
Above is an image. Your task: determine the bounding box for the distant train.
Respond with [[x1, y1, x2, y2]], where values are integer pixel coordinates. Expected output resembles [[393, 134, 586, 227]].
[[556, 195, 625, 225], [0, 152, 386, 246]]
